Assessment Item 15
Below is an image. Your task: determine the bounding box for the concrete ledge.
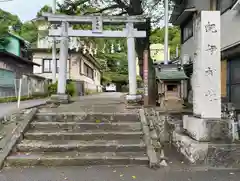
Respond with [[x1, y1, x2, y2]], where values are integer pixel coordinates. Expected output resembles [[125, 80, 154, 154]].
[[139, 109, 159, 168], [0, 108, 37, 169]]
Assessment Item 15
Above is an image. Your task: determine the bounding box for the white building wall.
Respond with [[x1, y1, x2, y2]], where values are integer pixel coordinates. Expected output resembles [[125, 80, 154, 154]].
[[181, 37, 195, 64], [180, 0, 240, 60], [33, 52, 101, 91], [221, 9, 240, 49], [33, 52, 70, 80]]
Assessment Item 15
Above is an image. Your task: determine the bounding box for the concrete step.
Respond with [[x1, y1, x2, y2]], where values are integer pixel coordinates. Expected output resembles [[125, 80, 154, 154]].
[[6, 151, 148, 167], [17, 140, 146, 152], [35, 112, 140, 123], [30, 122, 142, 132], [24, 131, 144, 141]]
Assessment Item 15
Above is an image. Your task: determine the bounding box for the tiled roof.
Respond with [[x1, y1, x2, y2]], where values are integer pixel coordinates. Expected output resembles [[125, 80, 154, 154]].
[[156, 69, 188, 80]]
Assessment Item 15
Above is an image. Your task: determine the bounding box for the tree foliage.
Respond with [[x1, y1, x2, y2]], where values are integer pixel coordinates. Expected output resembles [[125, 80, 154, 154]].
[[19, 22, 38, 44], [20, 5, 52, 44], [37, 5, 52, 17], [0, 8, 22, 46], [150, 26, 180, 58]]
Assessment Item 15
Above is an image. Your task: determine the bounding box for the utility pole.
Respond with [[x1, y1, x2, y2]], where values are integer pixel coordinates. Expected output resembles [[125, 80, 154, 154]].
[[52, 0, 57, 83], [164, 0, 169, 65]]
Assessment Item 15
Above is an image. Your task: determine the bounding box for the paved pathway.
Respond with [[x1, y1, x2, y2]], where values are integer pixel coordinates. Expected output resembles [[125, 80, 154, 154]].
[[40, 92, 132, 113], [1, 166, 239, 181], [0, 99, 46, 118]]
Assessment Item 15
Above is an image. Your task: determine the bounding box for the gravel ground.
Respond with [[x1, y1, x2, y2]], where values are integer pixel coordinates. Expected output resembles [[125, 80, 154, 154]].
[[0, 166, 240, 181]]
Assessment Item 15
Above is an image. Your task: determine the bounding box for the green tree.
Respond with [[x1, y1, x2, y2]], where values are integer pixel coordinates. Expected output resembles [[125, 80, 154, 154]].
[[0, 9, 22, 46], [150, 26, 180, 58], [37, 5, 52, 17], [19, 22, 38, 43], [19, 5, 52, 44]]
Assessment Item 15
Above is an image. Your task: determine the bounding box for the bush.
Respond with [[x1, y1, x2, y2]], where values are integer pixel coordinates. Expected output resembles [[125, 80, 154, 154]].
[[66, 82, 76, 96], [48, 82, 58, 96], [48, 81, 76, 97]]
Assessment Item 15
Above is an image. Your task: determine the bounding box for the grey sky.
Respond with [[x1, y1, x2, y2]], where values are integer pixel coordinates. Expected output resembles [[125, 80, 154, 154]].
[[0, 0, 58, 22]]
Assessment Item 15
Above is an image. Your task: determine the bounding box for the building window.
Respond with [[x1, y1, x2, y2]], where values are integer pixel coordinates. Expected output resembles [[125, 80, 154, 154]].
[[217, 0, 237, 14], [84, 63, 94, 79], [42, 59, 59, 73], [181, 18, 193, 43]]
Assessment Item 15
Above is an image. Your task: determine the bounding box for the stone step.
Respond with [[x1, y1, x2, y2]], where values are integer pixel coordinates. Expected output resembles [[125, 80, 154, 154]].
[[24, 131, 144, 141], [34, 112, 140, 123], [17, 140, 146, 152], [6, 151, 148, 167], [30, 122, 142, 132]]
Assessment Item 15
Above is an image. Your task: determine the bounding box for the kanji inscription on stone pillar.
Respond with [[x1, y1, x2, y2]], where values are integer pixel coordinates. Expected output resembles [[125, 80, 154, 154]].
[[193, 11, 221, 118]]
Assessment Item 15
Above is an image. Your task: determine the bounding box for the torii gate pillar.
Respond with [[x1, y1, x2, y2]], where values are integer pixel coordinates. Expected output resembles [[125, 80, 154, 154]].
[[51, 21, 70, 103], [125, 23, 140, 103]]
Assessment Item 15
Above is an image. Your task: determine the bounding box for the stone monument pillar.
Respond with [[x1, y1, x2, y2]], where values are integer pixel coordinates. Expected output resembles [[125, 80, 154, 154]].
[[183, 11, 221, 141]]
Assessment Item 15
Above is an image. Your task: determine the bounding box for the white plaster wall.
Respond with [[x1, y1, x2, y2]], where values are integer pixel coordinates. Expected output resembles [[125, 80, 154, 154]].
[[194, 0, 210, 11], [33, 52, 101, 91], [33, 52, 70, 79], [221, 9, 240, 49], [180, 1, 240, 54], [70, 56, 96, 91], [180, 0, 211, 63], [181, 37, 195, 64]]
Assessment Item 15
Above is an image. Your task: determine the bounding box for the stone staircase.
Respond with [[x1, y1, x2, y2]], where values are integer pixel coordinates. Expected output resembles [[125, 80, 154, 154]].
[[5, 112, 149, 167]]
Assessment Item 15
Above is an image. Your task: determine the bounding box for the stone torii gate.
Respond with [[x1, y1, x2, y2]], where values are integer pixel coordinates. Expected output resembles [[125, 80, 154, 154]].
[[42, 13, 146, 103]]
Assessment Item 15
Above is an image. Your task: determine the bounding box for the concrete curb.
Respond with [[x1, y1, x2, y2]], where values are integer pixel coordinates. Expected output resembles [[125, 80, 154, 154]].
[[0, 108, 38, 169], [139, 109, 159, 169]]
